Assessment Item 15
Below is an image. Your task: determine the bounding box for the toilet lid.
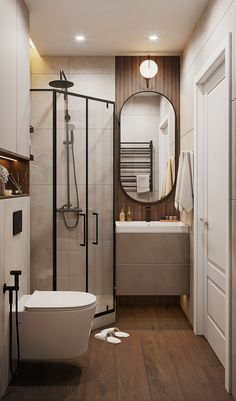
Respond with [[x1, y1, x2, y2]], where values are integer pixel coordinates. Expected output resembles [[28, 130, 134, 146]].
[[24, 291, 96, 311]]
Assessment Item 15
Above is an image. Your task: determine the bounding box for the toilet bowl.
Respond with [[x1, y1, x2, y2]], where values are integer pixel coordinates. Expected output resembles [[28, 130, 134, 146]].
[[15, 290, 96, 360]]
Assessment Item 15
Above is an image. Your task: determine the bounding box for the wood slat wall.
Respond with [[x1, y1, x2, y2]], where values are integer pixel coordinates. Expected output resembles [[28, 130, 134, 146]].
[[115, 56, 180, 221]]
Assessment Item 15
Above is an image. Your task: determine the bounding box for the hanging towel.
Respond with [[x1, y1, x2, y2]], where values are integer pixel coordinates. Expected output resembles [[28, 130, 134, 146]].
[[161, 157, 175, 198], [136, 174, 150, 193], [175, 151, 194, 213], [170, 157, 175, 185]]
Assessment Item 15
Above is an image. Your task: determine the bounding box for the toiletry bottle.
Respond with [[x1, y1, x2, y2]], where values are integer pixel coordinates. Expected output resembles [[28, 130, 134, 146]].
[[120, 208, 125, 222], [126, 206, 132, 222]]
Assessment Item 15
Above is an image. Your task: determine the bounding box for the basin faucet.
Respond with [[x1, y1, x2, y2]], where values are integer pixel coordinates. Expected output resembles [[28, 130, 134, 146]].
[[146, 205, 151, 222]]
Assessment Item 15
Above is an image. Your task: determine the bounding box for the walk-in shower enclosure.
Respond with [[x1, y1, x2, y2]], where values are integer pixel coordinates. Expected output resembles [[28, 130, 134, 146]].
[[30, 88, 115, 317]]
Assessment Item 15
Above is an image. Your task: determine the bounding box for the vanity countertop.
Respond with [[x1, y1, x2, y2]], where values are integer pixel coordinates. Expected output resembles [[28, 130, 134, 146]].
[[116, 221, 189, 234]]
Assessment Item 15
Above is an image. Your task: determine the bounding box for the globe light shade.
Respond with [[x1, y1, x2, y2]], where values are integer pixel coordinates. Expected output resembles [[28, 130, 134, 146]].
[[139, 59, 158, 79]]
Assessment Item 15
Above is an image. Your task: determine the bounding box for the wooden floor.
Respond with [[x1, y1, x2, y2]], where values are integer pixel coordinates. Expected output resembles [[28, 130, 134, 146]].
[[2, 306, 234, 401]]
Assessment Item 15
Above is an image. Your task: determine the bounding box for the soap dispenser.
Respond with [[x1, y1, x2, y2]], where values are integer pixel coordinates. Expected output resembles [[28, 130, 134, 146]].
[[119, 208, 125, 222], [126, 206, 132, 222]]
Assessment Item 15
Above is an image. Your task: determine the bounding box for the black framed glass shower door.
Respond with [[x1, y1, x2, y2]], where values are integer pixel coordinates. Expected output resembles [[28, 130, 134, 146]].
[[30, 88, 115, 318]]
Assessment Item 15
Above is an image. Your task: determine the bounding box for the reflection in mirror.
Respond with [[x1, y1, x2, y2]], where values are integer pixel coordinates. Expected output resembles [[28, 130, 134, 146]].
[[120, 91, 176, 203]]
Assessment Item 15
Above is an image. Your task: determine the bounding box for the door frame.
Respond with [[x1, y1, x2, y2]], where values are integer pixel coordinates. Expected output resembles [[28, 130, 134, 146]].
[[193, 33, 232, 391]]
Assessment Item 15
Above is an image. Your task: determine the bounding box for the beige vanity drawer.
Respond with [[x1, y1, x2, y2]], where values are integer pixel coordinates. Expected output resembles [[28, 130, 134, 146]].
[[116, 264, 190, 296], [116, 233, 190, 264]]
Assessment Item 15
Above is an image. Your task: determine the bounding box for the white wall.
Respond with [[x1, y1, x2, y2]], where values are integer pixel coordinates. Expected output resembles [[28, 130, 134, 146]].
[[0, 0, 30, 157], [180, 0, 236, 396], [0, 198, 30, 397], [0, 0, 30, 396]]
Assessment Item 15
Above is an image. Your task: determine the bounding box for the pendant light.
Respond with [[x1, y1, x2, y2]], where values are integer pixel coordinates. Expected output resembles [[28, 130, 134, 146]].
[[140, 55, 158, 88]]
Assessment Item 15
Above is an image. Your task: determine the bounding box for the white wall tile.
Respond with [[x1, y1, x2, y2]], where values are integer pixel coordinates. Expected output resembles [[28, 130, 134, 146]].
[[31, 53, 69, 74], [69, 56, 115, 74], [30, 185, 52, 242], [70, 73, 115, 101]]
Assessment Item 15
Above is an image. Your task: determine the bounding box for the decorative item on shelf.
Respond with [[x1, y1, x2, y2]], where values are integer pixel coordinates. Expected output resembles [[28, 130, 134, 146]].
[[119, 208, 125, 222], [9, 170, 27, 195], [0, 164, 9, 196], [126, 206, 132, 222], [139, 55, 158, 88]]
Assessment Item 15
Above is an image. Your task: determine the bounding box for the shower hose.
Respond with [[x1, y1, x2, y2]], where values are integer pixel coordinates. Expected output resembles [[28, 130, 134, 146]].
[[62, 138, 80, 230]]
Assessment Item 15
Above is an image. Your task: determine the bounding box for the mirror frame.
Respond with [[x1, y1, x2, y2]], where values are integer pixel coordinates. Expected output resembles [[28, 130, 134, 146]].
[[118, 90, 178, 204]]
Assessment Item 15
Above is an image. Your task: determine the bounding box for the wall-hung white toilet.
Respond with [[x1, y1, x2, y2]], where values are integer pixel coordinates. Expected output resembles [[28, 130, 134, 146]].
[[16, 290, 96, 360]]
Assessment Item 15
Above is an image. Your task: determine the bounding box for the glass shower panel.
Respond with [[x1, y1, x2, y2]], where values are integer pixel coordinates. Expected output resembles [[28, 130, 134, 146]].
[[56, 94, 87, 292], [87, 99, 114, 315], [30, 90, 54, 291]]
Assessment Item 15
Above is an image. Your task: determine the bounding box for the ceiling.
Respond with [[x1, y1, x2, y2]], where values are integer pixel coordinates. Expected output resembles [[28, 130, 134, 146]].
[[25, 0, 208, 56]]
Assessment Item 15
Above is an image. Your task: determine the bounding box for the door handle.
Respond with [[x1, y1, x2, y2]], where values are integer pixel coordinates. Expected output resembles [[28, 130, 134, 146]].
[[199, 217, 208, 226], [80, 213, 86, 247], [92, 212, 99, 245]]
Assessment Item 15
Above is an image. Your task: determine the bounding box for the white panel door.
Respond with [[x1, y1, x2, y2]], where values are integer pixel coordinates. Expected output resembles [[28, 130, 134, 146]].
[[203, 62, 228, 366]]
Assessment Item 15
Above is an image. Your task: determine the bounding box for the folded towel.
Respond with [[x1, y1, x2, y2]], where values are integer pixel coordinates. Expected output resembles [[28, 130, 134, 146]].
[[175, 151, 194, 213], [136, 174, 150, 193]]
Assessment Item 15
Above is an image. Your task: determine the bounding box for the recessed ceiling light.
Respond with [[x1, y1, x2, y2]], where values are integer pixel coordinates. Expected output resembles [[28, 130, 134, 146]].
[[75, 35, 85, 42], [149, 35, 158, 41]]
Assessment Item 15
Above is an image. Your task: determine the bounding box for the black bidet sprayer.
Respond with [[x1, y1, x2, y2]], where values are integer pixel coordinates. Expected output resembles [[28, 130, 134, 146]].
[[3, 270, 22, 377]]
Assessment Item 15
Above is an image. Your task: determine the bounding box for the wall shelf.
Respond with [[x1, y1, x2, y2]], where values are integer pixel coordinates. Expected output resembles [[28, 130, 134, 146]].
[[0, 149, 30, 196]]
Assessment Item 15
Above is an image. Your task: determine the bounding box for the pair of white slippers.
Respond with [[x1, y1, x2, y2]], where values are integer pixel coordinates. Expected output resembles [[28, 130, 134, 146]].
[[95, 327, 130, 344]]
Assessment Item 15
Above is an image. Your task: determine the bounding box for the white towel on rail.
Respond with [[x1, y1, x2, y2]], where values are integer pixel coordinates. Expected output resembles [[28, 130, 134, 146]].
[[136, 174, 149, 193], [175, 151, 194, 213]]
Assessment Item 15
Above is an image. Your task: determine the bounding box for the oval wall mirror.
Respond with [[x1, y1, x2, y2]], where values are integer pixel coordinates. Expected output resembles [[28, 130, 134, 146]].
[[120, 91, 176, 203]]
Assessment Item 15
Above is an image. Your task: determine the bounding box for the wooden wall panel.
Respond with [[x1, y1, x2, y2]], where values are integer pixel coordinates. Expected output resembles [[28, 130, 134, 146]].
[[115, 56, 180, 221]]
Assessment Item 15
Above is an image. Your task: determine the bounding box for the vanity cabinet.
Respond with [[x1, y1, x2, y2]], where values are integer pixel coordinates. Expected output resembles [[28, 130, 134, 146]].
[[116, 232, 190, 295]]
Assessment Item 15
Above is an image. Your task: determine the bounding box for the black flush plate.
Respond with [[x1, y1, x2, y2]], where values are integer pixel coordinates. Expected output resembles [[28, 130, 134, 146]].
[[13, 210, 23, 235]]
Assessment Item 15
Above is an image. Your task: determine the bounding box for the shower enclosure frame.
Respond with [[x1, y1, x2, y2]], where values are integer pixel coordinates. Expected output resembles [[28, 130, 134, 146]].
[[30, 88, 116, 318]]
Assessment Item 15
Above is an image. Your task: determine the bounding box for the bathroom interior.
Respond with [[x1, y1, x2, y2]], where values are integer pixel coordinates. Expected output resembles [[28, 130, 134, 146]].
[[0, 0, 236, 400]]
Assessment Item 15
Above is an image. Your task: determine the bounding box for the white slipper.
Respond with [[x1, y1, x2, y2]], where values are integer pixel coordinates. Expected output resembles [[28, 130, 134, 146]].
[[94, 331, 121, 344], [101, 327, 130, 338]]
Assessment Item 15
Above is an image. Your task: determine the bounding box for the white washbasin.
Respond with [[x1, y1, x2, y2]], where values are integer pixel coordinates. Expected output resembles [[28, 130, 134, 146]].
[[116, 221, 189, 233]]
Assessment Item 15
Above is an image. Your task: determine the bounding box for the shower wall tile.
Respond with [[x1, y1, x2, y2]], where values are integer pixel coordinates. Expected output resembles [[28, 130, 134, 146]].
[[69, 277, 86, 292], [88, 131, 113, 185], [70, 73, 115, 101], [57, 277, 69, 291], [57, 130, 86, 186], [69, 249, 86, 278], [57, 250, 70, 277], [88, 240, 113, 295], [31, 129, 53, 185], [69, 56, 115, 74], [61, 184, 86, 210], [30, 185, 52, 242], [30, 240, 52, 291], [56, 219, 70, 250], [31, 53, 69, 74]]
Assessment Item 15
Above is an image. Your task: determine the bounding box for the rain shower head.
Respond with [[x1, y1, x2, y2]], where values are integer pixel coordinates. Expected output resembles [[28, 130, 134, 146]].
[[49, 70, 74, 89]]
